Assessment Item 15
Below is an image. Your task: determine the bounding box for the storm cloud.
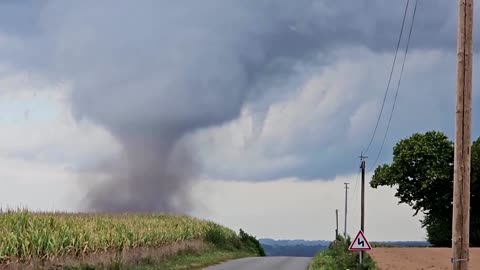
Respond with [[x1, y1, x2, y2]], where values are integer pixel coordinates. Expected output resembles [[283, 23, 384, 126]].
[[0, 0, 478, 211]]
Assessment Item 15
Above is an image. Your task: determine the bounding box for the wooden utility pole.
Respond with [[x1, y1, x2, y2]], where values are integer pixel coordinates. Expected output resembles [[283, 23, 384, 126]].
[[344, 183, 349, 238], [452, 0, 473, 269], [335, 209, 339, 239]]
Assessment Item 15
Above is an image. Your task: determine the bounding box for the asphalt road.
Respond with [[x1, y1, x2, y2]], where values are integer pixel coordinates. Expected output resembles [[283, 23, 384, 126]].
[[203, 257, 311, 270]]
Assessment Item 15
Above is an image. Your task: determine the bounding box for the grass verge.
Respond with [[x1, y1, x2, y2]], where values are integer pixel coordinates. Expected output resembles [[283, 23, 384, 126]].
[[133, 246, 254, 270], [308, 236, 377, 270]]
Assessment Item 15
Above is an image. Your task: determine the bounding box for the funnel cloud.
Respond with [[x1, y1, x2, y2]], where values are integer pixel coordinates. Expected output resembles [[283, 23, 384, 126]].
[[33, 0, 348, 212]]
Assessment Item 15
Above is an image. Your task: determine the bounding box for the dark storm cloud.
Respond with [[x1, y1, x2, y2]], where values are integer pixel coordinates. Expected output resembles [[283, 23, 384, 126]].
[[0, 1, 44, 36], [0, 0, 476, 210]]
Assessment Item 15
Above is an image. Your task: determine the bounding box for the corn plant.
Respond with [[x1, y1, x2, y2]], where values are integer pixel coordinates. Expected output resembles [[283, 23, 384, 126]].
[[0, 210, 237, 264]]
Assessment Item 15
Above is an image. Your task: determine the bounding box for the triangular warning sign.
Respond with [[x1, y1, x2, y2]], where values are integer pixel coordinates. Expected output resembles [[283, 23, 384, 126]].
[[348, 230, 372, 251]]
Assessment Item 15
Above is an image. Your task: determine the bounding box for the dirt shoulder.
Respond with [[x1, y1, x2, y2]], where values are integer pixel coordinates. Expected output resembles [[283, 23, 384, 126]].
[[369, 247, 480, 270]]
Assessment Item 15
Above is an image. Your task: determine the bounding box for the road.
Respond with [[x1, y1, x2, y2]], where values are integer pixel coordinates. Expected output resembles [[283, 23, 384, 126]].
[[203, 257, 311, 270]]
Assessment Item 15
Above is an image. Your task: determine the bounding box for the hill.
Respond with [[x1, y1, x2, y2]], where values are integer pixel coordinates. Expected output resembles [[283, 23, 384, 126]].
[[258, 238, 430, 257], [259, 239, 329, 257], [259, 238, 330, 246]]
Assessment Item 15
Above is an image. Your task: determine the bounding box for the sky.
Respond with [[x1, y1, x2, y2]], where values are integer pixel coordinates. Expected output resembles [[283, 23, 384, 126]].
[[0, 0, 479, 241]]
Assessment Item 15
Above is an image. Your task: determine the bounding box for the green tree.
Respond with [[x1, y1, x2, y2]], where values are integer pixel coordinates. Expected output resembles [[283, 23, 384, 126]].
[[370, 131, 480, 246], [470, 138, 480, 246]]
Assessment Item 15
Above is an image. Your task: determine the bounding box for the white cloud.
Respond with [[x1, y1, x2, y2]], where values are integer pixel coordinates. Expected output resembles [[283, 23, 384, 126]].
[[348, 100, 379, 140], [190, 175, 426, 241], [0, 69, 121, 167], [0, 68, 121, 211], [0, 156, 79, 211]]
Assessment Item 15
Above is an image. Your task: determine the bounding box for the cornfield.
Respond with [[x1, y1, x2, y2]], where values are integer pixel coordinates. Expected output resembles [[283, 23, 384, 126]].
[[0, 210, 236, 264]]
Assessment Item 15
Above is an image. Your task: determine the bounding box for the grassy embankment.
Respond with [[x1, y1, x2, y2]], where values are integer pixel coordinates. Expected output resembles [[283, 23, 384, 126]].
[[0, 210, 264, 270], [308, 236, 377, 270]]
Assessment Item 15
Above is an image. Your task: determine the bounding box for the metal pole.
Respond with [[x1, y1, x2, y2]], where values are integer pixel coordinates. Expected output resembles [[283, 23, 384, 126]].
[[344, 183, 349, 238], [336, 209, 339, 239]]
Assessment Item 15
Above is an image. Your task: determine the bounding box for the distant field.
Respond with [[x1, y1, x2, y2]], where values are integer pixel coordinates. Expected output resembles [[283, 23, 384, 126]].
[[369, 247, 480, 270], [0, 210, 261, 269], [370, 241, 430, 248]]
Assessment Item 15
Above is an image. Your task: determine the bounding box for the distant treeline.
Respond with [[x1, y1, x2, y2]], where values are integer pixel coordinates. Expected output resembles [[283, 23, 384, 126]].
[[259, 239, 430, 257], [261, 243, 328, 257], [259, 239, 330, 247]]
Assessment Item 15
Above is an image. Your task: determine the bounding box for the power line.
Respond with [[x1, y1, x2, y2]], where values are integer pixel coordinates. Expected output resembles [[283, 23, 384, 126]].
[[363, 0, 411, 155], [349, 165, 362, 226], [369, 0, 418, 172], [350, 165, 362, 209]]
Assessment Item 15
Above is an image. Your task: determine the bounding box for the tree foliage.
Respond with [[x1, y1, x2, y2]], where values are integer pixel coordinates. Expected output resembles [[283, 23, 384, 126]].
[[370, 131, 480, 246], [239, 229, 266, 256]]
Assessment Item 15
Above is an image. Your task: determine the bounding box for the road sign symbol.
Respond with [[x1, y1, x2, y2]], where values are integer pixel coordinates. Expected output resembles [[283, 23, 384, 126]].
[[348, 230, 372, 251]]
